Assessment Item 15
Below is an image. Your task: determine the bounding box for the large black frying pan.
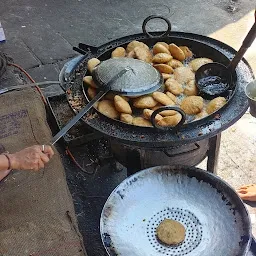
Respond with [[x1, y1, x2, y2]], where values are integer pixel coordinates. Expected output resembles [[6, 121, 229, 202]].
[[100, 165, 252, 256], [75, 16, 237, 132]]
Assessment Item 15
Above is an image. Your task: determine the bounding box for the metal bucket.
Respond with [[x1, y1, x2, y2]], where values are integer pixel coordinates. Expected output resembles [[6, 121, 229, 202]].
[[245, 80, 256, 117]]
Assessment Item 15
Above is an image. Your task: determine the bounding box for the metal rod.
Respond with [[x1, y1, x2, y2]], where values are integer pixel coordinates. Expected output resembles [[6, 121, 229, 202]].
[[51, 67, 132, 145], [51, 89, 108, 145], [228, 19, 256, 70], [207, 133, 221, 174]]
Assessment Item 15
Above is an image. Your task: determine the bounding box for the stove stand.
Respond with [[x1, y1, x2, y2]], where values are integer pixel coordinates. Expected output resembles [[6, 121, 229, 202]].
[[46, 92, 222, 177], [207, 133, 221, 174], [110, 134, 221, 176]]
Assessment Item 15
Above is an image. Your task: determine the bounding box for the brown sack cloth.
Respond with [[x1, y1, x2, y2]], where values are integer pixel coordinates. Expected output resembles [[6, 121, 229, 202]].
[[0, 88, 86, 256]]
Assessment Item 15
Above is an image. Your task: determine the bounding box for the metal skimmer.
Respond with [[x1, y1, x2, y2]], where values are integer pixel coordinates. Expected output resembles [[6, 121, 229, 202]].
[[146, 207, 203, 255]]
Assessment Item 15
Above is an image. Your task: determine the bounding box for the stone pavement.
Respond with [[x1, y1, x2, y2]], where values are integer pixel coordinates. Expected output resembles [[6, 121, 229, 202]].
[[198, 112, 256, 235], [0, 0, 255, 81], [219, 113, 256, 235], [0, 0, 255, 255]]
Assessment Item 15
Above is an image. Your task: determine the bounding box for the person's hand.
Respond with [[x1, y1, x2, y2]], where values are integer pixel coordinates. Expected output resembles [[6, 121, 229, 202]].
[[237, 184, 256, 202], [8, 145, 54, 171]]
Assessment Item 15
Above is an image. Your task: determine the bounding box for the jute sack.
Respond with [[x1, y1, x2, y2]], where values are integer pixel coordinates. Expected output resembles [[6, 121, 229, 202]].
[[0, 87, 86, 256]]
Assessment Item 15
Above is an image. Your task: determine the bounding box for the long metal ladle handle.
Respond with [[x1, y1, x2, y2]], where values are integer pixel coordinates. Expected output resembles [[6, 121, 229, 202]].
[[51, 68, 131, 145], [228, 10, 256, 70], [51, 90, 108, 145]]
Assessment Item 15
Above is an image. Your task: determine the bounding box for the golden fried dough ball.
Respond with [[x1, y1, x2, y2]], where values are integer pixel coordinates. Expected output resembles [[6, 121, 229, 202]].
[[114, 95, 132, 114], [159, 109, 178, 116], [154, 64, 174, 74], [111, 47, 126, 58], [151, 104, 179, 117], [153, 53, 173, 63], [157, 113, 182, 127], [156, 219, 186, 245], [206, 97, 227, 114], [133, 117, 152, 127], [152, 92, 175, 106], [151, 104, 163, 111], [104, 92, 116, 101], [157, 42, 169, 49], [126, 40, 149, 53], [143, 109, 162, 122], [127, 50, 136, 58], [174, 67, 195, 84], [98, 100, 119, 119], [121, 96, 129, 101], [133, 96, 158, 109], [179, 46, 193, 58], [167, 59, 184, 69], [151, 96, 177, 115], [134, 47, 153, 63], [93, 101, 99, 109], [166, 91, 177, 103], [154, 98, 178, 116], [195, 109, 208, 120], [165, 78, 184, 95], [104, 92, 128, 101], [87, 58, 100, 73], [188, 58, 213, 72], [83, 76, 98, 88], [153, 43, 171, 55], [87, 87, 97, 99], [169, 43, 186, 61], [184, 80, 198, 96], [181, 96, 204, 115], [162, 73, 173, 80], [120, 113, 133, 124]]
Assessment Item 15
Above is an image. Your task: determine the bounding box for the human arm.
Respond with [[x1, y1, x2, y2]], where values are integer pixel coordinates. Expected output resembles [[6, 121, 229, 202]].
[[0, 154, 10, 171], [0, 145, 54, 171]]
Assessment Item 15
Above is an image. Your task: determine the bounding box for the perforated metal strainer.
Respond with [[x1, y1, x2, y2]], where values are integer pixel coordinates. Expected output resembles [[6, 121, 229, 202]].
[[146, 207, 203, 256], [92, 57, 163, 96], [100, 166, 251, 256]]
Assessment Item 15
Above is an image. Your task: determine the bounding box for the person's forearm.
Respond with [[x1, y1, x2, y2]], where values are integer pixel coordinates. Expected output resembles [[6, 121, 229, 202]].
[[0, 145, 54, 173], [0, 154, 10, 171]]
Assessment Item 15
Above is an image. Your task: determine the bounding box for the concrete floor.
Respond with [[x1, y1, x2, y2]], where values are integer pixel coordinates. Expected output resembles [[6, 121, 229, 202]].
[[220, 113, 256, 236], [220, 113, 256, 231], [198, 111, 256, 235], [0, 0, 255, 254]]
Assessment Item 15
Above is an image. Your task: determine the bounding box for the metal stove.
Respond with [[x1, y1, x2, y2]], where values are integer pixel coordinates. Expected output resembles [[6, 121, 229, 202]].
[[54, 29, 254, 175], [45, 66, 256, 256], [45, 16, 256, 255]]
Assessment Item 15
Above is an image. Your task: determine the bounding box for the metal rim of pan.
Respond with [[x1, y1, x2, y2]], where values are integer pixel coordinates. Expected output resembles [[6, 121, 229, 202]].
[[81, 36, 237, 129], [65, 31, 253, 146]]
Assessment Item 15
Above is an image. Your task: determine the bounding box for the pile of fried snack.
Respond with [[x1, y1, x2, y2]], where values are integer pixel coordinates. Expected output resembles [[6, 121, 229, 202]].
[[83, 40, 227, 127]]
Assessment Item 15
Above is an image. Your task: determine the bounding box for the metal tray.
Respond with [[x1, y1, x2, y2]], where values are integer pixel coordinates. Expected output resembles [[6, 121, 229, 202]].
[[101, 166, 253, 256]]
